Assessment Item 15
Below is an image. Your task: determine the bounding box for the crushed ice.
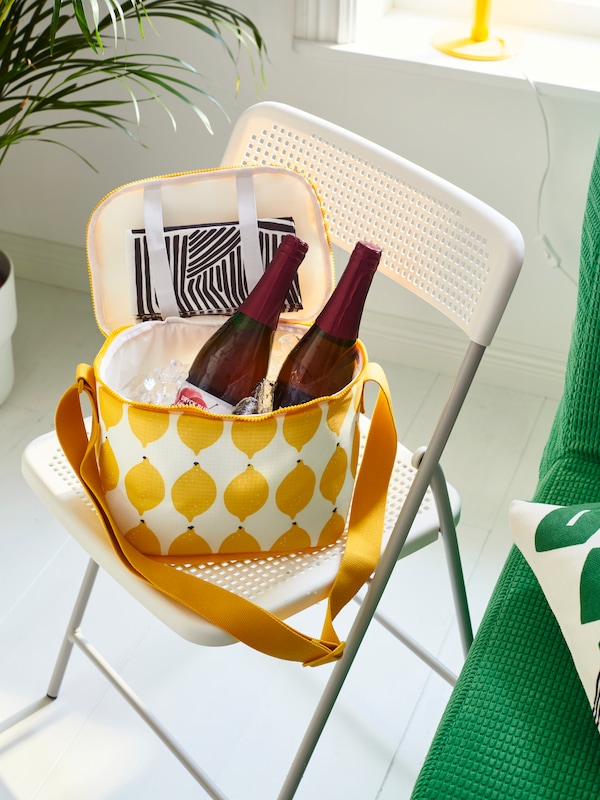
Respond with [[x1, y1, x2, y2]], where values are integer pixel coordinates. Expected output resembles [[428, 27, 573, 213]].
[[122, 359, 188, 405]]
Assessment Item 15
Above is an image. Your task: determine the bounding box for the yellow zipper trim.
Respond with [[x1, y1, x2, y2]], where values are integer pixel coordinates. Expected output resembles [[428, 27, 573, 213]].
[[95, 331, 367, 416]]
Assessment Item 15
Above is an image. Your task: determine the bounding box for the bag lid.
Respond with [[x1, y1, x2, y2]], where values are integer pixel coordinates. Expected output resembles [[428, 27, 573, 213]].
[[87, 165, 334, 336]]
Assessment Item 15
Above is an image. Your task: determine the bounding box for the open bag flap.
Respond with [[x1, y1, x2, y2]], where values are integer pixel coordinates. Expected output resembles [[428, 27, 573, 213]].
[[86, 165, 334, 336]]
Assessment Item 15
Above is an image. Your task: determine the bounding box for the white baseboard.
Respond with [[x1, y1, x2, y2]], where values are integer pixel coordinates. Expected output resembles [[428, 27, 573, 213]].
[[362, 309, 566, 400], [2, 230, 567, 400], [1, 230, 89, 293]]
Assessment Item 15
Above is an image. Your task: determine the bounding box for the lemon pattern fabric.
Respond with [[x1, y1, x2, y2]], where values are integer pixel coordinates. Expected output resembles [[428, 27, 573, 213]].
[[96, 377, 361, 558]]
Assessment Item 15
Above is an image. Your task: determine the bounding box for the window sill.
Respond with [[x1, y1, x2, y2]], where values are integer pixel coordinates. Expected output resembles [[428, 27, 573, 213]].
[[293, 11, 600, 101]]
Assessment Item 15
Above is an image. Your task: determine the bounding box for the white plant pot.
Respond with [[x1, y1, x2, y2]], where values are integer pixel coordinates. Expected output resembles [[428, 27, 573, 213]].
[[0, 251, 18, 406]]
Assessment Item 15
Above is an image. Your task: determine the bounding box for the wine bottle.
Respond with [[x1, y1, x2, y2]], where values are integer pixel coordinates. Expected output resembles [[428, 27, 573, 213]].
[[273, 240, 381, 409], [175, 234, 308, 413]]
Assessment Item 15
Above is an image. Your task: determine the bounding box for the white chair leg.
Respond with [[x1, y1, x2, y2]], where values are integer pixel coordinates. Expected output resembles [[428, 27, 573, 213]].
[[278, 345, 487, 799], [47, 557, 228, 799], [428, 461, 473, 656], [278, 449, 438, 799], [70, 628, 228, 799], [358, 602, 458, 685], [47, 557, 99, 699], [352, 455, 473, 682]]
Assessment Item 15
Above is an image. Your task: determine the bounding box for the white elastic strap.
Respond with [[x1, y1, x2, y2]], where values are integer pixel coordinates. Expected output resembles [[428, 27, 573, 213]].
[[143, 184, 180, 319], [236, 172, 264, 293]]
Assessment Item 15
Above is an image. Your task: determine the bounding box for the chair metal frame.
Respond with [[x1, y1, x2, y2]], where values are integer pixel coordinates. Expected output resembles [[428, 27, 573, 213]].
[[21, 101, 523, 799]]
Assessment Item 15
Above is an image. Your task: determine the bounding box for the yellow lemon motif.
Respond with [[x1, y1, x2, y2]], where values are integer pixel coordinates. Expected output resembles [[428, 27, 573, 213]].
[[231, 416, 277, 459], [124, 519, 162, 555], [282, 405, 322, 452], [271, 523, 312, 552], [99, 437, 119, 492], [99, 388, 124, 430], [219, 526, 261, 555], [177, 414, 223, 455], [171, 462, 217, 522], [168, 526, 212, 556], [128, 406, 170, 448], [318, 510, 347, 547], [276, 459, 316, 519], [351, 422, 361, 478], [124, 456, 165, 516], [224, 464, 269, 522], [319, 443, 348, 504], [326, 392, 353, 435]]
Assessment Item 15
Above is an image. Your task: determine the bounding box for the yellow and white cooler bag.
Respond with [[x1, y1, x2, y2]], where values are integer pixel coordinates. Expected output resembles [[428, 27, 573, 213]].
[[56, 165, 397, 666]]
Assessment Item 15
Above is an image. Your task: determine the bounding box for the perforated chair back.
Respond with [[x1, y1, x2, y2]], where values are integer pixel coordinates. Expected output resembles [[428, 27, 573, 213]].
[[222, 102, 523, 347]]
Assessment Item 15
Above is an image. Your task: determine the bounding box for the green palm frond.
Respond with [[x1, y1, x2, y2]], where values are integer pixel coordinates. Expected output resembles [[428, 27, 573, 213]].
[[0, 0, 266, 166]]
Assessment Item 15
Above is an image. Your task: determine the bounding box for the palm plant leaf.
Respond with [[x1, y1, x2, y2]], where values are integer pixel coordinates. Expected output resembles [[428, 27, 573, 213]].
[[0, 0, 266, 166]]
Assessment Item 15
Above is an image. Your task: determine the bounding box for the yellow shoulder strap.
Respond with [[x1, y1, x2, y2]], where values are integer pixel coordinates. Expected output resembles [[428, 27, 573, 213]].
[[55, 361, 396, 667]]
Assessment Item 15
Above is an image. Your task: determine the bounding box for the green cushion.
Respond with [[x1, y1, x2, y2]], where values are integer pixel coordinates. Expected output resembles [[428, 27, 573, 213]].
[[412, 137, 600, 798]]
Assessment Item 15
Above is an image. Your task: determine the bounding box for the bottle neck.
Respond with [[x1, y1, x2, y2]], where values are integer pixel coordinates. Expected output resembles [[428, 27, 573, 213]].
[[238, 235, 308, 330], [315, 241, 381, 341]]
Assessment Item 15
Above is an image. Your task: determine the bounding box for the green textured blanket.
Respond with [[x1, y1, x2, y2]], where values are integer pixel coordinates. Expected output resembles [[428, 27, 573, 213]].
[[412, 138, 600, 799]]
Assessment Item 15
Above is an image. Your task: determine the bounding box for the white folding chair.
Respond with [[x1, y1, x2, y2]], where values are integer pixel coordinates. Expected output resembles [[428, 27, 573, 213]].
[[21, 101, 523, 799]]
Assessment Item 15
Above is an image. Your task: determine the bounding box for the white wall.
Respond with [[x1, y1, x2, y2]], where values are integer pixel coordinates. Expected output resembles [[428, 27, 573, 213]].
[[1, 0, 599, 396]]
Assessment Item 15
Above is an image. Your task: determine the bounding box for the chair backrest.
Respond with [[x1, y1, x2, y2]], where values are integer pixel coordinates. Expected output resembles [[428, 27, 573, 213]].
[[222, 102, 524, 347]]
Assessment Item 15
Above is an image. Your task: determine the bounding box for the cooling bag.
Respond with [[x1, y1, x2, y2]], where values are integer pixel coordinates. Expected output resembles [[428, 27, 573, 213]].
[[55, 165, 397, 665]]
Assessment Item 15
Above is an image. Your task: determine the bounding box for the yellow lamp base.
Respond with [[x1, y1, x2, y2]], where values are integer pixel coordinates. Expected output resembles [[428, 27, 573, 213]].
[[432, 24, 520, 61]]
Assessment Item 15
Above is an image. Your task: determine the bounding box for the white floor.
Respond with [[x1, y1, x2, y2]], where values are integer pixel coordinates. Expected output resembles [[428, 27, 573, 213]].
[[0, 278, 560, 800]]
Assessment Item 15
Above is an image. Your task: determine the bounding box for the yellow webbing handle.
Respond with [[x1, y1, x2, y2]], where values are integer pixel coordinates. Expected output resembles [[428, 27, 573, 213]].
[[55, 362, 397, 666]]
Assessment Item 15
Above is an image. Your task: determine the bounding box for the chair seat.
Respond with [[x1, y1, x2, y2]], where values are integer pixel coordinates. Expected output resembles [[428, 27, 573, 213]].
[[21, 416, 459, 648]]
